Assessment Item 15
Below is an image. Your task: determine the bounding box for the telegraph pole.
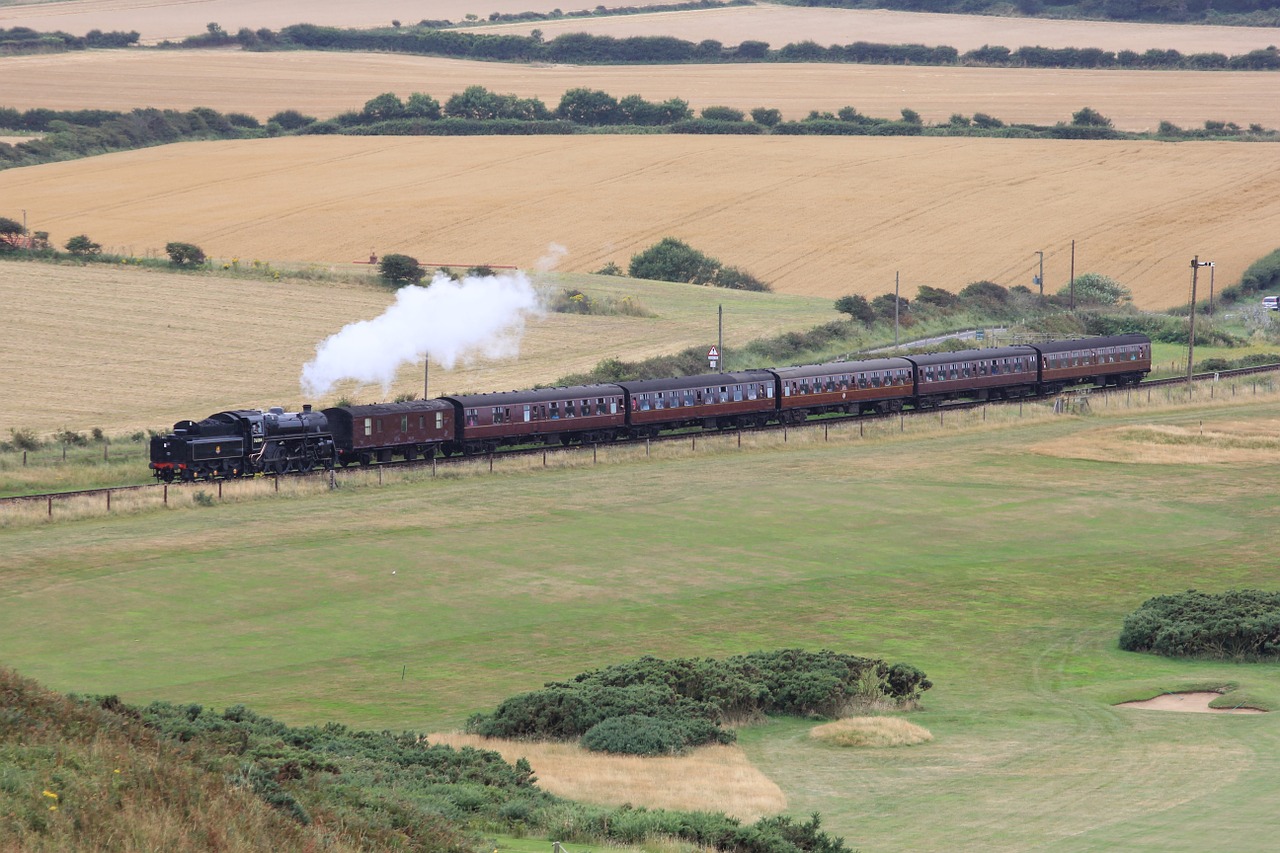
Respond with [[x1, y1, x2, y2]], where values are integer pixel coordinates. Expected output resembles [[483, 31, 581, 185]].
[[894, 271, 900, 348], [718, 305, 723, 372], [1069, 240, 1076, 310], [1207, 262, 1216, 315], [1188, 256, 1211, 392], [423, 356, 429, 400], [1035, 250, 1044, 297]]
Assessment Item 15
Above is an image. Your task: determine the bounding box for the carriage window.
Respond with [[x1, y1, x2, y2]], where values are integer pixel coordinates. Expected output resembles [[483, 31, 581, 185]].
[[364, 417, 372, 437], [465, 410, 477, 427], [734, 385, 743, 402], [858, 373, 868, 389], [611, 399, 619, 414], [491, 407, 503, 424], [720, 386, 728, 402], [401, 415, 409, 432], [377, 419, 383, 432], [436, 413, 443, 429], [550, 402, 560, 419]]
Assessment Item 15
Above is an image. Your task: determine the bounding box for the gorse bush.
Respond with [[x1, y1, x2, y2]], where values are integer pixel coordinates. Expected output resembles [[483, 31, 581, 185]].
[[466, 649, 931, 754], [1119, 589, 1280, 659], [1, 666, 855, 853]]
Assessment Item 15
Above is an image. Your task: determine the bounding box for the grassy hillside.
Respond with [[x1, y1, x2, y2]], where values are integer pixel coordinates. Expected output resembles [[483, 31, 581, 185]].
[[3, 383, 1280, 849]]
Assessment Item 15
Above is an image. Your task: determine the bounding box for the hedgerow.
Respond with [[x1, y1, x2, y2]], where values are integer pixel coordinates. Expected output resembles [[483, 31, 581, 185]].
[[1119, 589, 1280, 659], [466, 649, 931, 754]]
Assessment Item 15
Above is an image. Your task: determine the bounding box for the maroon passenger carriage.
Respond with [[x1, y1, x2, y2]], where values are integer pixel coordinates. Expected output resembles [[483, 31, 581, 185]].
[[323, 400, 455, 466], [619, 370, 778, 435], [905, 346, 1040, 406], [1034, 334, 1150, 392], [772, 358, 914, 422], [442, 385, 627, 454]]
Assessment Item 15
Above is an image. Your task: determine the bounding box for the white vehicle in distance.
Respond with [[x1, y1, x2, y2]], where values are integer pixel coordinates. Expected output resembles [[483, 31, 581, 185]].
[[1264, 296, 1280, 311]]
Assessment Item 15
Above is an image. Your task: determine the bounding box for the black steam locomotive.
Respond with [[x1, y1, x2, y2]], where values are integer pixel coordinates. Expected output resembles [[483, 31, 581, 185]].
[[150, 334, 1152, 482]]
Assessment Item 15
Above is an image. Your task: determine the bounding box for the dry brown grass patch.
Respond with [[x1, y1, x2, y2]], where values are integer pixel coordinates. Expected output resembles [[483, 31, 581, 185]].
[[809, 717, 933, 749], [428, 732, 786, 821], [1031, 417, 1280, 465]]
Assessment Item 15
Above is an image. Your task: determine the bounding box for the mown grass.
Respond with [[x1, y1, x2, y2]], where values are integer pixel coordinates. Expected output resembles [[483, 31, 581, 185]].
[[3, 384, 1280, 850]]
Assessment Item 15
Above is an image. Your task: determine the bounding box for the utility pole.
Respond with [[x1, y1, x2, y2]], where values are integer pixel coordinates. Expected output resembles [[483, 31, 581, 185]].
[[894, 271, 900, 348], [1189, 256, 1211, 392], [423, 356, 429, 400], [1207, 262, 1216, 315], [718, 304, 723, 372], [1035, 250, 1044, 297], [1069, 240, 1076, 310], [21, 209, 27, 251]]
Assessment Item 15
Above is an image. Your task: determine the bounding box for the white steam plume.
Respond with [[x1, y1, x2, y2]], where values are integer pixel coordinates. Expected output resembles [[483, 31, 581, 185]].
[[300, 270, 540, 398]]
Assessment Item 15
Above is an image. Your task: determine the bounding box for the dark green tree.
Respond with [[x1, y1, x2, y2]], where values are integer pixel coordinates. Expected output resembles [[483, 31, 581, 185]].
[[361, 92, 406, 122], [267, 109, 315, 130], [404, 92, 442, 120], [165, 241, 205, 267], [379, 253, 425, 286], [871, 293, 910, 321], [65, 234, 102, 257], [628, 237, 721, 285], [1072, 106, 1113, 127], [701, 105, 746, 122], [556, 88, 619, 125], [0, 216, 24, 252], [834, 294, 876, 325], [751, 107, 782, 127], [915, 285, 959, 309]]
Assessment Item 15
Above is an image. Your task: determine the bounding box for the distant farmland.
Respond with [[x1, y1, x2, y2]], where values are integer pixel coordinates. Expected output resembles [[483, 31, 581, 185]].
[[4, 135, 1277, 308]]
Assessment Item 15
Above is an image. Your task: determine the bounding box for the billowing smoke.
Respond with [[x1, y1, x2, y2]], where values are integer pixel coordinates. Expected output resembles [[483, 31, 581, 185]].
[[300, 270, 541, 399]]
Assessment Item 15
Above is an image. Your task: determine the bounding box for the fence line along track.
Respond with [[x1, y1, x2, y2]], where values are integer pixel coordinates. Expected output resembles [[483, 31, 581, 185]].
[[4, 363, 1278, 513]]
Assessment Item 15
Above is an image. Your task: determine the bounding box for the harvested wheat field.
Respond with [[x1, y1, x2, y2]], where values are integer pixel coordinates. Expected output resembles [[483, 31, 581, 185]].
[[472, 5, 1280, 55], [4, 134, 1278, 308], [0, 0, 649, 42], [429, 732, 786, 821], [4, 49, 1280, 132], [0, 261, 833, 434]]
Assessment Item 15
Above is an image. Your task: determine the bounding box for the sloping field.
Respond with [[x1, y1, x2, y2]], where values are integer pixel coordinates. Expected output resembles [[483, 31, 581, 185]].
[[3, 135, 1277, 312], [4, 49, 1280, 130], [471, 4, 1280, 54], [2, 0, 1278, 52], [0, 0, 649, 42], [0, 261, 832, 434]]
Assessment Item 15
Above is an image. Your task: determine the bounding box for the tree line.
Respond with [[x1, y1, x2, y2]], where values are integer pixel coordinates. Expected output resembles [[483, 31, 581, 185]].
[[778, 0, 1280, 28], [5, 96, 1279, 174], [205, 22, 1280, 71]]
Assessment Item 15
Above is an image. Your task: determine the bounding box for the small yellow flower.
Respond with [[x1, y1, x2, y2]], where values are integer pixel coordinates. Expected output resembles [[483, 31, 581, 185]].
[[49, 804, 58, 811], [42, 790, 58, 799], [113, 769, 121, 774]]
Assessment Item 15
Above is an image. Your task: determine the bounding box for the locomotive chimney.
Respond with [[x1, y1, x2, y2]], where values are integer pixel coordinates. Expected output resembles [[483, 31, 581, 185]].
[[303, 404, 312, 413]]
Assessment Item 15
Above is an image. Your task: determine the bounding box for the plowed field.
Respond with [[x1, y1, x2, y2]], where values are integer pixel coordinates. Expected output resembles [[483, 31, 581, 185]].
[[3, 49, 1279, 130], [4, 135, 1276, 310]]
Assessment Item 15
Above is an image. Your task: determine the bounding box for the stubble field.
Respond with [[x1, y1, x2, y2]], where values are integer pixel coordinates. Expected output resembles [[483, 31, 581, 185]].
[[4, 135, 1277, 317], [4, 49, 1280, 132]]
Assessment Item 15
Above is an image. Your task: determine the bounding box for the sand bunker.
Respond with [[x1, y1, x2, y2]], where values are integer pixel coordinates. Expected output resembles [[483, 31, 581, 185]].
[[1117, 692, 1265, 714]]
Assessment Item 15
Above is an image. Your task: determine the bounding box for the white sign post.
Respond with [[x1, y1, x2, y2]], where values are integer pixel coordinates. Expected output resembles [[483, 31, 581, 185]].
[[708, 346, 719, 370]]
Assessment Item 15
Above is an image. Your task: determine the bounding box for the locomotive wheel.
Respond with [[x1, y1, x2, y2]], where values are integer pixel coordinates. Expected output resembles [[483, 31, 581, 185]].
[[298, 458, 314, 473]]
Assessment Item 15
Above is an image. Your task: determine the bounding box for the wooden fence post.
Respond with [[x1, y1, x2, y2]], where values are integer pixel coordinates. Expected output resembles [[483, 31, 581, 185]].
[[106, 491, 111, 512], [163, 484, 168, 505]]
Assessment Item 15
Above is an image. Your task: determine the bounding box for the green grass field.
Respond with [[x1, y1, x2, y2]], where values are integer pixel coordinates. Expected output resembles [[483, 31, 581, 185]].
[[4, 387, 1280, 851]]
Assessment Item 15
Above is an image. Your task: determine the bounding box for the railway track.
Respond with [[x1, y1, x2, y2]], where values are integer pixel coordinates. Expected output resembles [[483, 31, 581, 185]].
[[5, 363, 1279, 512]]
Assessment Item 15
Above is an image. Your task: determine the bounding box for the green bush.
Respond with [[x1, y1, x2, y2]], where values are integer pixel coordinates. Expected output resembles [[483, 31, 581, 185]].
[[580, 714, 695, 755], [165, 241, 206, 267], [1119, 589, 1280, 659], [1240, 247, 1280, 296], [466, 650, 931, 754]]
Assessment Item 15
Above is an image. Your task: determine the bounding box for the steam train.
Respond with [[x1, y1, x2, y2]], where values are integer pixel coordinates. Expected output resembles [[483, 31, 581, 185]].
[[149, 334, 1151, 482]]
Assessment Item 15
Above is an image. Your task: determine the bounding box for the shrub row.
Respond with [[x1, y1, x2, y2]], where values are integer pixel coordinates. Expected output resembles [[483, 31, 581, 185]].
[[778, 0, 1280, 28], [208, 20, 1280, 72], [0, 25, 138, 55], [101, 690, 854, 853], [466, 650, 931, 754], [1119, 589, 1280, 659]]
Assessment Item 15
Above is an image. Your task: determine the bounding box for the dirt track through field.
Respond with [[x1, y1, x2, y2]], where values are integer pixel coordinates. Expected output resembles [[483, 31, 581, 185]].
[[3, 135, 1277, 311], [3, 49, 1279, 131]]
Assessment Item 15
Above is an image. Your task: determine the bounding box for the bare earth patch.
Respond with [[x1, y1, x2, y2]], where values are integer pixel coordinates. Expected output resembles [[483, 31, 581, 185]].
[[428, 732, 786, 821], [1030, 421, 1280, 465], [810, 717, 933, 748], [1117, 692, 1265, 714]]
